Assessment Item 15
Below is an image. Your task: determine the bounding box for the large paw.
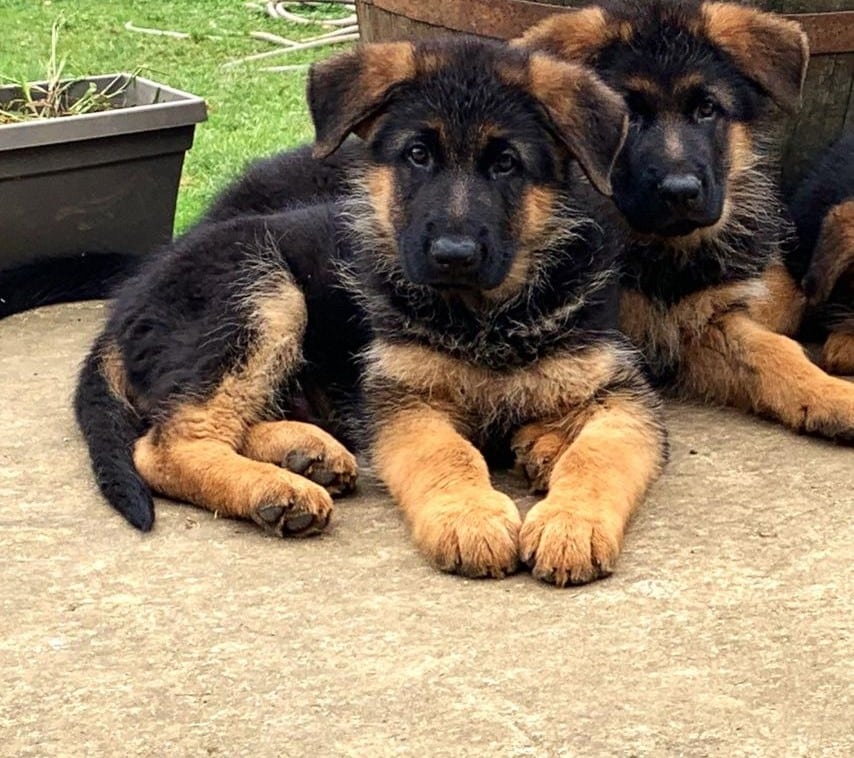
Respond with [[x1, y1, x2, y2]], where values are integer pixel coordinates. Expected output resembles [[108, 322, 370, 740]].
[[799, 384, 854, 444], [520, 499, 624, 586], [243, 421, 358, 496], [511, 424, 567, 492], [281, 436, 358, 497], [412, 490, 521, 579], [250, 476, 334, 538]]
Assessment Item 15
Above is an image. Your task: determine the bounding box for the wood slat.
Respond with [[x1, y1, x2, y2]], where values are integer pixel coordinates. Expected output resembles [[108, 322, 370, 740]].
[[360, 0, 854, 54]]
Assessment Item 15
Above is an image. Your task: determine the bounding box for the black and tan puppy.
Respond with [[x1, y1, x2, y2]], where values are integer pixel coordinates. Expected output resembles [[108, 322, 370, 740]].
[[786, 133, 854, 376], [76, 37, 667, 585], [520, 0, 854, 441]]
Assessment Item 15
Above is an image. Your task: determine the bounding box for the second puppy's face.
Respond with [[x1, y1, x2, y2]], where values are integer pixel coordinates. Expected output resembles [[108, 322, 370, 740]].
[[519, 1, 808, 239]]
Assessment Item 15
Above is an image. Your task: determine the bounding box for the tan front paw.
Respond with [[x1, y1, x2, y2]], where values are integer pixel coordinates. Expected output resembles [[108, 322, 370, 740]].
[[511, 424, 567, 492], [799, 385, 854, 443], [411, 490, 521, 579], [280, 437, 358, 497], [250, 475, 334, 538], [520, 499, 623, 586]]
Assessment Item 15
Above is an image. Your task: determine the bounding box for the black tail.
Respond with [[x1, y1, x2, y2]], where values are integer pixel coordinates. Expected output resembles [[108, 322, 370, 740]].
[[0, 253, 139, 320], [74, 342, 154, 531]]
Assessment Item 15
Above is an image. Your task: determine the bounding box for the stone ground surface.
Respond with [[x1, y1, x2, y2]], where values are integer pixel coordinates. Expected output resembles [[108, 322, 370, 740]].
[[0, 301, 851, 757]]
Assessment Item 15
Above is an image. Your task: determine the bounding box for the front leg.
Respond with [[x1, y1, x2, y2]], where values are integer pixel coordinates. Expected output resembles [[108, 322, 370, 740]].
[[372, 405, 521, 578], [519, 394, 666, 586], [681, 311, 854, 441]]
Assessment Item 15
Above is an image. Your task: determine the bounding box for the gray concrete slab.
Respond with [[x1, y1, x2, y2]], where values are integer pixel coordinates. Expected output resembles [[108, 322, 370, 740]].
[[0, 301, 851, 757]]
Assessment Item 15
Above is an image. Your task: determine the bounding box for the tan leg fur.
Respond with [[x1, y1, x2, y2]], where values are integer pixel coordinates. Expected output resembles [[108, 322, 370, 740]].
[[515, 394, 665, 586], [680, 311, 854, 440], [373, 405, 521, 579]]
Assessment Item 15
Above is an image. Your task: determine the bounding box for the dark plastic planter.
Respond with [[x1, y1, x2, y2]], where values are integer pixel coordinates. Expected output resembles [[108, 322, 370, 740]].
[[0, 74, 206, 307]]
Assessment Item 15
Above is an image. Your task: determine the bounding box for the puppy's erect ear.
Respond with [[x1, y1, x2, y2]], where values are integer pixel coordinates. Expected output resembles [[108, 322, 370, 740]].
[[702, 2, 809, 113], [308, 42, 416, 158], [515, 7, 621, 62], [527, 54, 628, 196]]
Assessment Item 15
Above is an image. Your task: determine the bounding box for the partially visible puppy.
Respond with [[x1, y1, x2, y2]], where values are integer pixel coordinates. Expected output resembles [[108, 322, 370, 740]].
[[786, 133, 854, 375], [520, 0, 854, 442]]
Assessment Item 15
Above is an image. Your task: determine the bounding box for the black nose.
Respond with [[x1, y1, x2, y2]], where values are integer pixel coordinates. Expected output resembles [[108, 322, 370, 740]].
[[429, 236, 481, 271], [658, 174, 702, 204]]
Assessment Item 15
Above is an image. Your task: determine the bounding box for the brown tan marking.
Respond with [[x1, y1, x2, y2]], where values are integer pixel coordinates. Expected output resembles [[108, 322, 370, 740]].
[[373, 405, 521, 578], [485, 185, 555, 302], [367, 340, 663, 582], [679, 310, 854, 438], [132, 272, 335, 535], [516, 8, 627, 62], [748, 263, 806, 336], [620, 279, 764, 369], [702, 2, 808, 113], [241, 420, 358, 496], [524, 54, 628, 196], [822, 331, 854, 376], [99, 339, 133, 409], [519, 393, 664, 586], [804, 200, 854, 306], [624, 76, 664, 100], [367, 340, 633, 425], [361, 165, 398, 250], [311, 42, 416, 157]]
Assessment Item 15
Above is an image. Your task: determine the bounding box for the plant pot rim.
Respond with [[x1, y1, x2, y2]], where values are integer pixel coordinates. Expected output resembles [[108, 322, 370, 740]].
[[0, 73, 207, 152]]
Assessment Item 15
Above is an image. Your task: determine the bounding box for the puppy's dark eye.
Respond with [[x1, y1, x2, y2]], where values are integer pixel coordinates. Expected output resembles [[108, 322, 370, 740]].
[[695, 97, 718, 122], [407, 143, 431, 167], [491, 150, 518, 178], [625, 92, 654, 124]]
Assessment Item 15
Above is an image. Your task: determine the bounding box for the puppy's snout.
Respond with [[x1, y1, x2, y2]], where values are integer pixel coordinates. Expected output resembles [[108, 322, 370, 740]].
[[429, 235, 482, 272], [658, 173, 703, 205]]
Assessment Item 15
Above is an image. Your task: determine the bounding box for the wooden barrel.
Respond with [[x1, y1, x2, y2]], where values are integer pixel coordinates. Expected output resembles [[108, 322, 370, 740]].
[[355, 0, 854, 190]]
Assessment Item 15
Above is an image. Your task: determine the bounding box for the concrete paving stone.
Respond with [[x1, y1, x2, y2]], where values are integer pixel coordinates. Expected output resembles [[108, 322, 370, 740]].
[[0, 302, 851, 757]]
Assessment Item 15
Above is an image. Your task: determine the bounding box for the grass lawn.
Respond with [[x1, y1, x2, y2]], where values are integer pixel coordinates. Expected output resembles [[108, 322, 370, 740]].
[[0, 0, 356, 232]]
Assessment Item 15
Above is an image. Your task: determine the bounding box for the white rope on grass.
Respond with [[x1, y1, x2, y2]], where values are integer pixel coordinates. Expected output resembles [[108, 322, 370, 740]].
[[300, 25, 358, 43], [222, 32, 359, 68], [249, 30, 297, 46], [260, 63, 312, 72], [123, 21, 225, 40]]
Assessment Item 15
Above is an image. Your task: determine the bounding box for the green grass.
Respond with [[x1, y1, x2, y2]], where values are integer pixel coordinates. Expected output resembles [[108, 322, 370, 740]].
[[0, 0, 356, 231]]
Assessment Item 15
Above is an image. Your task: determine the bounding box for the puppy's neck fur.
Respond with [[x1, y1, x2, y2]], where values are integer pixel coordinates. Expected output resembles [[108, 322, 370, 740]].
[[340, 176, 621, 370]]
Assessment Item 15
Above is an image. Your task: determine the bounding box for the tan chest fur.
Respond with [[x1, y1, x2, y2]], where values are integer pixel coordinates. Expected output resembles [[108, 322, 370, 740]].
[[619, 278, 768, 369], [366, 340, 629, 427]]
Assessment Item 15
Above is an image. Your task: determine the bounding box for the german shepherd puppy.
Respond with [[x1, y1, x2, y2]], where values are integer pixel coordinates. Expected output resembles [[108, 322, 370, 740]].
[[520, 0, 854, 441], [786, 133, 854, 376], [76, 37, 667, 586]]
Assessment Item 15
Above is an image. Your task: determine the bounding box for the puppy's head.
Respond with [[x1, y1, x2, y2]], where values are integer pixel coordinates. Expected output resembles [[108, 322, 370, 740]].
[[520, 1, 808, 238], [308, 37, 626, 297]]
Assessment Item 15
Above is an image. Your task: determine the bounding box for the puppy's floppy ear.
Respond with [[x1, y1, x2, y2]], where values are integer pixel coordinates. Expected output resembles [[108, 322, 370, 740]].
[[308, 42, 416, 158], [527, 54, 628, 196], [515, 7, 620, 62], [703, 2, 808, 113]]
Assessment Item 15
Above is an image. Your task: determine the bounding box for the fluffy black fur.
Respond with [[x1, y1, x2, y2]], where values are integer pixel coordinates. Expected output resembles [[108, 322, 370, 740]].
[[786, 133, 854, 281], [74, 204, 368, 529], [786, 132, 854, 336]]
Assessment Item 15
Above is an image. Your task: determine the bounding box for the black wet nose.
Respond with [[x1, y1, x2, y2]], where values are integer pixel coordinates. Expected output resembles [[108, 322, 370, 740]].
[[658, 174, 702, 204], [429, 236, 480, 271]]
